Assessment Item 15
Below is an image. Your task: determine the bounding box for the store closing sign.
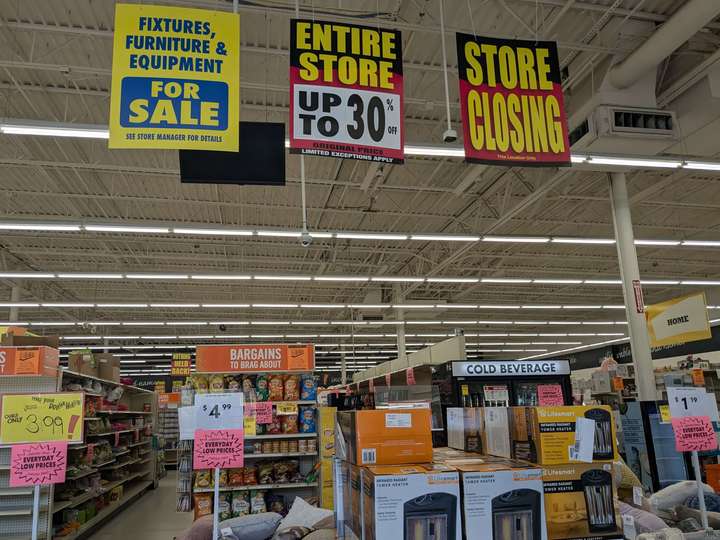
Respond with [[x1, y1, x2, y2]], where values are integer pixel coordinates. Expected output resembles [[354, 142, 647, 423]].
[[456, 34, 570, 166], [289, 20, 404, 163], [109, 4, 240, 151], [646, 292, 711, 347]]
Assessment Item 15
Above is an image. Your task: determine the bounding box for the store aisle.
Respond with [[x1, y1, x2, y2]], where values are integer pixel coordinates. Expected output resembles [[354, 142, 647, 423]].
[[92, 472, 193, 540]]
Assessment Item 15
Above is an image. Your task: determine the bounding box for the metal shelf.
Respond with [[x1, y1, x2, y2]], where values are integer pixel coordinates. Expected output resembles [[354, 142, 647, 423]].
[[87, 429, 139, 437], [193, 482, 318, 493], [246, 433, 316, 440], [65, 468, 98, 481], [244, 452, 317, 459], [93, 458, 116, 468], [100, 458, 140, 470], [97, 410, 152, 415], [126, 440, 151, 448]]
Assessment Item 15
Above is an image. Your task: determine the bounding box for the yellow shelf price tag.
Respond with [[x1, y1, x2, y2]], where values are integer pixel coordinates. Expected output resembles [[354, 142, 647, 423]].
[[244, 417, 257, 436], [1, 392, 85, 444], [276, 402, 298, 416], [659, 405, 671, 423]]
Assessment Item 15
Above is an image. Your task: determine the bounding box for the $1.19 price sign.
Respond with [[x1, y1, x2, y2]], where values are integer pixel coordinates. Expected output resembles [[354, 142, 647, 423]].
[[289, 19, 404, 164], [667, 387, 720, 423], [194, 393, 244, 431]]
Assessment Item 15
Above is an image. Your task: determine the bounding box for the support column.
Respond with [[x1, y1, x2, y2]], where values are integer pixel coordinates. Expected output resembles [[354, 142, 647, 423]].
[[340, 340, 347, 386], [394, 284, 407, 361], [609, 172, 656, 401], [9, 285, 21, 322]]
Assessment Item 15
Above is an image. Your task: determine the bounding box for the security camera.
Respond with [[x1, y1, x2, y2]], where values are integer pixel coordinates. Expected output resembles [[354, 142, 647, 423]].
[[219, 324, 227, 332], [301, 231, 313, 247], [443, 128, 458, 143]]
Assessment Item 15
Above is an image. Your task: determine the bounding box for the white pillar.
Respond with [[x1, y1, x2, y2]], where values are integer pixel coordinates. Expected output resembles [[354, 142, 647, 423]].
[[394, 284, 407, 361], [340, 346, 347, 385], [609, 172, 657, 400], [9, 285, 21, 322]]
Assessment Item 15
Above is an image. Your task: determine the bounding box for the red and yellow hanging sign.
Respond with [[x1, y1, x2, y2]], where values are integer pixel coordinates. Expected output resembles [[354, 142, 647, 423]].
[[456, 34, 570, 166], [196, 344, 314, 372]]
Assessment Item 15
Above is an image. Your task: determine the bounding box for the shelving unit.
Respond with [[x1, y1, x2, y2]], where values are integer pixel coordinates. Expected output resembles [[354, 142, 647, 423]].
[[157, 401, 179, 470]]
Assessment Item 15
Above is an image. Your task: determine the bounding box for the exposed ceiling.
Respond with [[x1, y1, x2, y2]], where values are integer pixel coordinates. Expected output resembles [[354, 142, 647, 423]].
[[1, 0, 720, 377]]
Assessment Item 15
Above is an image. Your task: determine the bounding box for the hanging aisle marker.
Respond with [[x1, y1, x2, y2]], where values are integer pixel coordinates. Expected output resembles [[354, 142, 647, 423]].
[[456, 34, 570, 166], [109, 4, 240, 151], [289, 20, 404, 163]]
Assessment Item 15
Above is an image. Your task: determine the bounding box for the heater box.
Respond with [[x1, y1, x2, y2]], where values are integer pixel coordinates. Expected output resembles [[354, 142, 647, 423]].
[[447, 407, 513, 458], [336, 409, 433, 466], [542, 463, 623, 540], [340, 462, 462, 540], [457, 460, 548, 540]]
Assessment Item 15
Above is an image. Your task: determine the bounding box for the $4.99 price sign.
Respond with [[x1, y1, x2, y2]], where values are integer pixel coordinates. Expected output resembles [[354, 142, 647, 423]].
[[194, 393, 244, 431], [0, 393, 84, 444], [289, 19, 404, 163]]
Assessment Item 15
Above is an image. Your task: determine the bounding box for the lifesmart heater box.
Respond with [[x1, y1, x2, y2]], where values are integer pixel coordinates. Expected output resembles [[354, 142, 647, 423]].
[[542, 463, 622, 540], [336, 409, 433, 466], [352, 463, 462, 540], [457, 461, 548, 540]]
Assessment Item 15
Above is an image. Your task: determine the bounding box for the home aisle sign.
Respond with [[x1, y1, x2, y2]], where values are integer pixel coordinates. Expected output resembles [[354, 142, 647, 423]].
[[109, 3, 240, 151], [456, 34, 570, 166], [289, 19, 404, 163], [645, 292, 711, 347]]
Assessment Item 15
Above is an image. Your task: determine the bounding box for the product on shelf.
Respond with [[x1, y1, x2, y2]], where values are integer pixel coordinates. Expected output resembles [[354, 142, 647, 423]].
[[301, 374, 317, 401], [232, 491, 251, 516], [250, 489, 267, 513], [284, 375, 301, 400], [193, 493, 213, 519], [268, 374, 284, 400]]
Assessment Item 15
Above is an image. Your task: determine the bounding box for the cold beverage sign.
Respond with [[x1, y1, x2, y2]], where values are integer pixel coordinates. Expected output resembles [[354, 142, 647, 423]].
[[109, 4, 240, 151], [456, 34, 570, 166], [10, 442, 68, 486], [289, 20, 404, 163]]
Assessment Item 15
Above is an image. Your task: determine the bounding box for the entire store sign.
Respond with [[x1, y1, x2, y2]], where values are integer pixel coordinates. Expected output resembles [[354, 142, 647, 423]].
[[645, 292, 711, 347], [0, 393, 84, 444], [10, 442, 68, 487], [289, 19, 404, 163], [451, 360, 570, 377], [109, 4, 240, 151], [171, 352, 192, 376], [456, 34, 570, 166], [196, 344, 315, 372]]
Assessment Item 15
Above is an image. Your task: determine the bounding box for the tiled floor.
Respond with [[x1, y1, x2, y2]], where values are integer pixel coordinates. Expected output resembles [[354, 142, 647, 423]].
[[91, 471, 192, 539]]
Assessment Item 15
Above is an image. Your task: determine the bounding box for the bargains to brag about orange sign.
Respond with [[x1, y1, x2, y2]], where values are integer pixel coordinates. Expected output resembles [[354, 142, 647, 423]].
[[195, 344, 314, 372], [456, 34, 570, 166]]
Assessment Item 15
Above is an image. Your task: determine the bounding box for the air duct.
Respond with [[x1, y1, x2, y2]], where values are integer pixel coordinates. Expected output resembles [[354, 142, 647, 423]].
[[609, 0, 720, 89]]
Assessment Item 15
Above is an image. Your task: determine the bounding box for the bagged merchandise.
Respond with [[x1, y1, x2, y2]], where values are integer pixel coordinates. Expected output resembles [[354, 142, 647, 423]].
[[218, 492, 233, 521], [243, 465, 258, 486], [267, 413, 282, 435], [242, 376, 256, 398], [300, 375, 317, 401], [228, 468, 244, 487], [281, 414, 299, 434], [209, 374, 225, 393], [193, 375, 209, 394], [268, 375, 284, 400], [218, 469, 228, 487], [194, 470, 212, 489], [258, 463, 274, 484], [226, 376, 241, 392], [299, 407, 316, 433], [266, 494, 286, 516], [193, 493, 213, 520], [231, 491, 250, 517], [255, 376, 269, 401], [284, 375, 300, 401], [274, 461, 291, 483], [250, 490, 267, 514]]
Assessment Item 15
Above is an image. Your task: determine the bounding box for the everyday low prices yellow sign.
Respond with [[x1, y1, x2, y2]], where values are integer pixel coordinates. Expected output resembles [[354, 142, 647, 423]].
[[109, 4, 239, 151], [0, 393, 85, 444]]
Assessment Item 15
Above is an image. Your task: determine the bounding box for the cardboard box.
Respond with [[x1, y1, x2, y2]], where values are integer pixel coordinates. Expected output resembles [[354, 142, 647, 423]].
[[446, 407, 513, 458], [542, 463, 623, 540], [319, 406, 336, 457], [0, 346, 59, 376], [96, 353, 120, 382], [526, 406, 619, 465], [0, 333, 60, 349], [68, 350, 98, 377], [320, 458, 334, 510], [591, 371, 613, 394], [336, 409, 433, 465], [342, 462, 462, 540], [457, 460, 547, 540]]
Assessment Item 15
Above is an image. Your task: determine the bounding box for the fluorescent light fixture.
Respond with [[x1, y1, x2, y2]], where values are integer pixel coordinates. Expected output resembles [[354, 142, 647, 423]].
[[313, 276, 369, 282], [442, 304, 479, 309], [371, 277, 424, 282], [173, 227, 253, 236], [571, 155, 588, 163], [602, 305, 626, 309], [254, 275, 312, 281], [165, 321, 208, 325], [41, 303, 95, 307], [96, 303, 148, 308], [427, 277, 479, 283], [120, 360, 147, 364], [0, 302, 39, 307], [521, 305, 562, 309], [0, 121, 109, 138], [587, 156, 682, 168], [562, 305, 602, 309], [404, 145, 465, 157], [0, 222, 81, 231], [392, 304, 434, 309], [58, 273, 123, 279], [0, 272, 55, 278], [641, 280, 680, 285], [682, 240, 720, 247], [551, 237, 615, 244], [681, 280, 720, 285], [32, 322, 76, 326], [409, 234, 480, 242], [123, 321, 165, 326], [252, 321, 287, 325], [481, 278, 532, 284], [126, 273, 188, 279], [349, 304, 390, 309], [478, 305, 520, 309], [256, 231, 302, 238], [201, 303, 251, 308], [191, 275, 251, 280], [483, 236, 550, 243], [684, 161, 720, 170], [635, 239, 681, 246], [336, 233, 409, 240], [585, 279, 623, 285], [513, 321, 547, 325], [149, 303, 200, 308], [299, 304, 346, 308], [85, 225, 170, 234], [252, 303, 298, 308], [533, 279, 583, 284]]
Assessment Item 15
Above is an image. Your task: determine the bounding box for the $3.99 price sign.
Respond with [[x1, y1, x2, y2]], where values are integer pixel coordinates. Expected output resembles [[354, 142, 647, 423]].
[[194, 393, 244, 431], [0, 393, 84, 444], [289, 19, 404, 163]]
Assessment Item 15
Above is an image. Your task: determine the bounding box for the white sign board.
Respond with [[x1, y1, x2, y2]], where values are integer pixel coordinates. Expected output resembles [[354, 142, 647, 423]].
[[179, 406, 197, 441], [194, 393, 244, 431], [667, 387, 720, 423], [646, 292, 711, 347], [452, 360, 570, 377]]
